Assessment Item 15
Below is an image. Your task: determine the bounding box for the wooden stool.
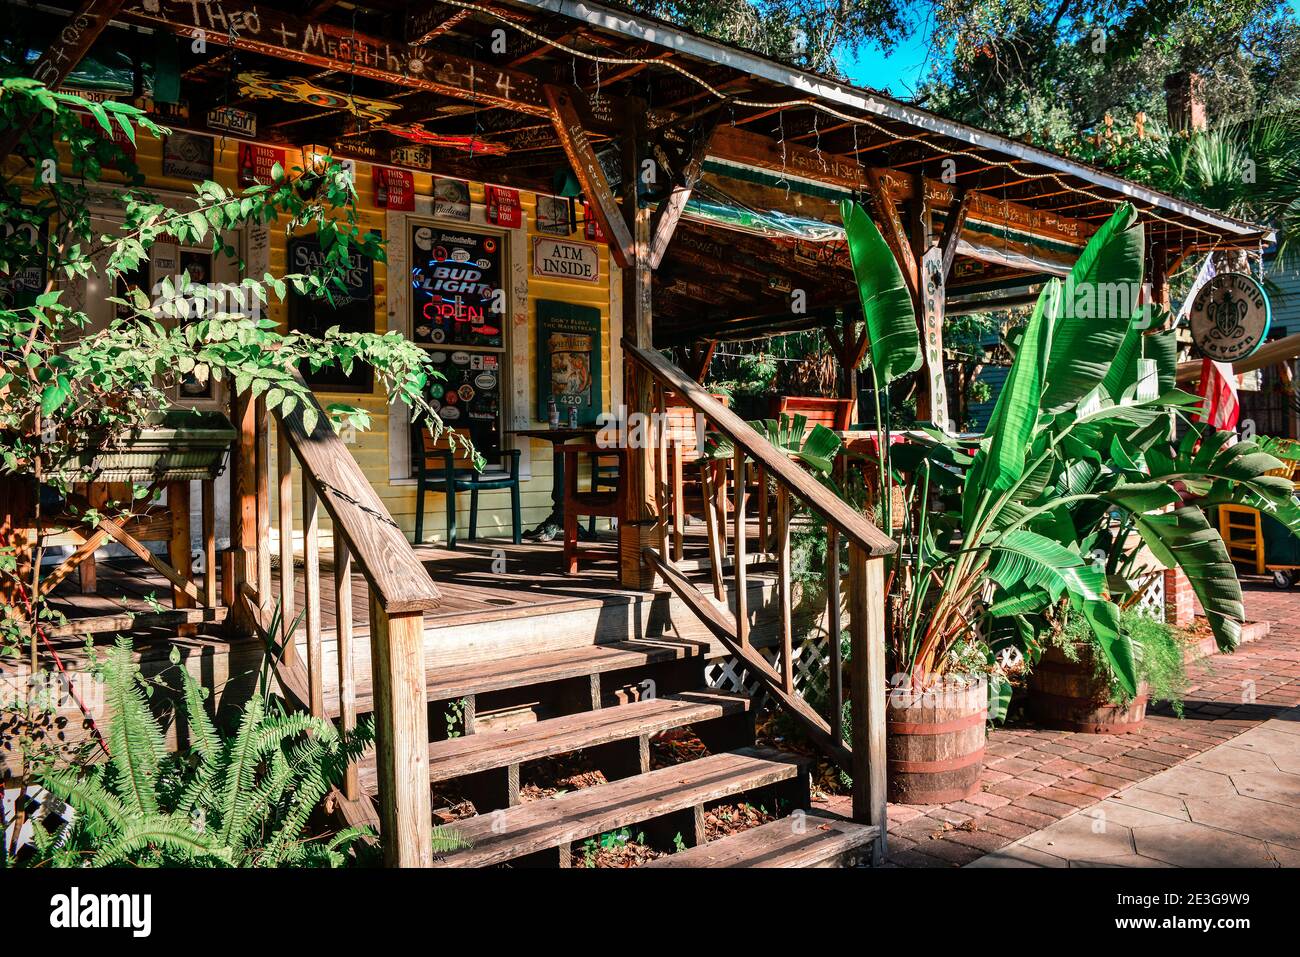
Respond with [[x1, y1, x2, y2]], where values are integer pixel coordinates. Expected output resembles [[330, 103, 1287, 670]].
[[559, 444, 626, 574]]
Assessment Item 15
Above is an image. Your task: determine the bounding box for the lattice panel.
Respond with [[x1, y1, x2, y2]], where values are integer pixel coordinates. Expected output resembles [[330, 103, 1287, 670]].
[[1136, 576, 1166, 621], [705, 633, 834, 699]]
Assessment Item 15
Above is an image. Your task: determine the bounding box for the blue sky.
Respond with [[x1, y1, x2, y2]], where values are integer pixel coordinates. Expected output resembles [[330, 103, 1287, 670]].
[[839, 0, 1300, 98], [838, 7, 938, 97]]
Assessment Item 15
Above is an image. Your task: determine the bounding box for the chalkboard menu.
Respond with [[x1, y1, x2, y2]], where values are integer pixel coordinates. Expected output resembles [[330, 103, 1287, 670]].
[[424, 349, 503, 457], [410, 225, 504, 349], [536, 300, 602, 426], [287, 233, 376, 393]]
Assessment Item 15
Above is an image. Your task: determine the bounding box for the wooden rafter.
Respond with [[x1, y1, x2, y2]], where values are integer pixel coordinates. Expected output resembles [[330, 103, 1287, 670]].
[[867, 168, 919, 302], [0, 0, 127, 157], [120, 0, 551, 116], [937, 188, 971, 278], [407, 7, 471, 45], [648, 119, 717, 269], [544, 84, 635, 268]]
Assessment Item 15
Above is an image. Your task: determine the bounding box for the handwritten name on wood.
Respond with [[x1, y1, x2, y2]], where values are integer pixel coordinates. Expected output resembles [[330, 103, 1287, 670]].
[[122, 0, 548, 115]]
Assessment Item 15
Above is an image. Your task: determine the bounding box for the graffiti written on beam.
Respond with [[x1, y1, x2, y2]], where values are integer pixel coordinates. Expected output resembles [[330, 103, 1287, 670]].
[[122, 0, 548, 115], [709, 126, 1092, 247], [924, 180, 1092, 246], [710, 125, 868, 191]]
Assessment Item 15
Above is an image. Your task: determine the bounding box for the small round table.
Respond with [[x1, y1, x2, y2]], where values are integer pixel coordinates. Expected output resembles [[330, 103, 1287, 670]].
[[508, 427, 599, 542]]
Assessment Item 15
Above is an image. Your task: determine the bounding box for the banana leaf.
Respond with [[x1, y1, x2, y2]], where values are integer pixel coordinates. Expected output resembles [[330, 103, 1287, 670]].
[[840, 199, 921, 385], [1133, 507, 1243, 651], [1081, 598, 1138, 697], [1040, 204, 1145, 414], [966, 279, 1059, 508], [987, 529, 1106, 604]]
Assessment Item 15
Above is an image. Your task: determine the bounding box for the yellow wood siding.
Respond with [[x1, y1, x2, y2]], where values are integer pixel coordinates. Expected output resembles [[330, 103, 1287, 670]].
[[63, 132, 617, 545]]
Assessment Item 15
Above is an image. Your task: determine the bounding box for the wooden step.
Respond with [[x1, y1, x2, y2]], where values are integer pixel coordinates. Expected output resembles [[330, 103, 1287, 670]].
[[358, 689, 751, 793], [324, 637, 709, 719], [430, 747, 806, 868], [641, 809, 879, 868]]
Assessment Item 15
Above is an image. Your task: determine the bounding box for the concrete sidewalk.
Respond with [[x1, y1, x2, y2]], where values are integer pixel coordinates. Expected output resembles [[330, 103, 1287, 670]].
[[968, 706, 1300, 868]]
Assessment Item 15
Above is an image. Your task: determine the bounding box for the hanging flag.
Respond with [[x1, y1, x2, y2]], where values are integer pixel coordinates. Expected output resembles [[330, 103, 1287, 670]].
[[1196, 358, 1240, 435], [1177, 255, 1217, 323], [485, 185, 521, 228], [583, 201, 606, 242]]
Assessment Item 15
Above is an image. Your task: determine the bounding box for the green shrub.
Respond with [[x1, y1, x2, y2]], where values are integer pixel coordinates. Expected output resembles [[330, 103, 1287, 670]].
[[1059, 606, 1189, 715]]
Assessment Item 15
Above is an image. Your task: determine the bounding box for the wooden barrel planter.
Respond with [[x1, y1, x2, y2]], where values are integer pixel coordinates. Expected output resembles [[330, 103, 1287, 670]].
[[1028, 645, 1148, 734], [886, 679, 987, 804]]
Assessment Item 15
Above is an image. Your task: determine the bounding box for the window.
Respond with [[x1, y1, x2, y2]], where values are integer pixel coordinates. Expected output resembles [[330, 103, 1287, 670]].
[[408, 222, 507, 461]]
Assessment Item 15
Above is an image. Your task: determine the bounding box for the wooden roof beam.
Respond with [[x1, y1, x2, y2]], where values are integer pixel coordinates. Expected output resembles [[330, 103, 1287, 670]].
[[120, 0, 551, 116], [648, 119, 717, 269], [1, 0, 127, 158], [544, 85, 634, 268]]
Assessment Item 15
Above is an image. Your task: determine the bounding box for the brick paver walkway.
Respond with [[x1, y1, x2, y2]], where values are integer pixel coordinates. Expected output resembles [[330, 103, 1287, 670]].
[[969, 705, 1300, 867], [816, 580, 1300, 867]]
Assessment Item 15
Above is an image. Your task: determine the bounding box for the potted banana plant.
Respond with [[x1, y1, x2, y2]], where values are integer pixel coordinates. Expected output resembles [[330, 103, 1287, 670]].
[[838, 198, 1300, 800]]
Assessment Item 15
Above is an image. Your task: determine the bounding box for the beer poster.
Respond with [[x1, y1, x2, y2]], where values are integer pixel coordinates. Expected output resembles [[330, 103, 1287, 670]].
[[536, 300, 601, 425], [286, 232, 377, 392], [409, 225, 505, 349]]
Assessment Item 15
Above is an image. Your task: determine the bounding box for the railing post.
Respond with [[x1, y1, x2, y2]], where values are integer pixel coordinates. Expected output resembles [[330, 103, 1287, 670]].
[[226, 389, 258, 636], [302, 477, 323, 717], [255, 396, 271, 617], [827, 526, 843, 744], [368, 597, 433, 867], [733, 449, 748, 650], [776, 486, 793, 693], [276, 427, 296, 664], [848, 546, 888, 862], [335, 540, 358, 801]]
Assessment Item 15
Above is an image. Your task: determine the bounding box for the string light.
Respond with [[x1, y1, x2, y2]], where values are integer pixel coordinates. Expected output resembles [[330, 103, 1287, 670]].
[[436, 0, 1253, 242]]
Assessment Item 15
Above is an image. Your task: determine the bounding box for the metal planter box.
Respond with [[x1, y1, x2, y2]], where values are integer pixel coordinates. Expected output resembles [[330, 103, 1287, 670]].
[[60, 409, 236, 483]]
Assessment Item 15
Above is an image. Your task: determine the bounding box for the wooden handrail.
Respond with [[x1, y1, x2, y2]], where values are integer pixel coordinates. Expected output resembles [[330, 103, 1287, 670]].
[[274, 372, 441, 614], [245, 373, 437, 867], [632, 343, 889, 859], [626, 342, 897, 558]]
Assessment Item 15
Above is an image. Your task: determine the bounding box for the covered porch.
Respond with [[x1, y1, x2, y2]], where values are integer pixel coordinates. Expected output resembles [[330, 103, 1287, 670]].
[[7, 0, 1273, 869]]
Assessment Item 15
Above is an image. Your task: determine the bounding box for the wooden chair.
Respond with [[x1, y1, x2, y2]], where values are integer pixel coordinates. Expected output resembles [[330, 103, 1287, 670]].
[[769, 395, 855, 432], [559, 444, 626, 573], [412, 426, 521, 548], [1218, 503, 1266, 575], [588, 451, 621, 535], [660, 390, 730, 561]]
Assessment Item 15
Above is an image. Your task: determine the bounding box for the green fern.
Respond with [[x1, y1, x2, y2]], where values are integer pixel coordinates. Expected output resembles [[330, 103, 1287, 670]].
[[11, 637, 427, 868]]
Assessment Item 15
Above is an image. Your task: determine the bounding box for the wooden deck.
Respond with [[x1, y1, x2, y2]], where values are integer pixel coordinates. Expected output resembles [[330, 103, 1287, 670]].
[[40, 523, 783, 639]]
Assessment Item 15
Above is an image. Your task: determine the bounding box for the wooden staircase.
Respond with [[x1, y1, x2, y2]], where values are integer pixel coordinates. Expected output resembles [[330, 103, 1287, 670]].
[[232, 360, 892, 867]]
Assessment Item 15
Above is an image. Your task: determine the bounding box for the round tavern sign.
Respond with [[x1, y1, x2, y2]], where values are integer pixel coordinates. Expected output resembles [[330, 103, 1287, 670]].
[[1189, 273, 1271, 363]]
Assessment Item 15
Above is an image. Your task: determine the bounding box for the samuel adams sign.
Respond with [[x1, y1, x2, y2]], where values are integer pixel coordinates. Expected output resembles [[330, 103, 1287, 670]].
[[1189, 273, 1271, 363]]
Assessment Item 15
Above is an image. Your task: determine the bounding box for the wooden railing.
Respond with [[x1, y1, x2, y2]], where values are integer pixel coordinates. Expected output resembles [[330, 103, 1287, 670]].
[[226, 373, 441, 867], [627, 343, 894, 858]]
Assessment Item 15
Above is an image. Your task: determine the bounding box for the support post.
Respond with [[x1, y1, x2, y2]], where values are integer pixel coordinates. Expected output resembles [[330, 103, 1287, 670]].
[[227, 389, 258, 635], [848, 547, 888, 862], [618, 118, 658, 590], [167, 480, 193, 634], [368, 598, 433, 867]]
